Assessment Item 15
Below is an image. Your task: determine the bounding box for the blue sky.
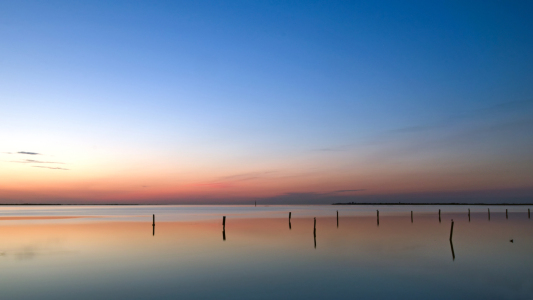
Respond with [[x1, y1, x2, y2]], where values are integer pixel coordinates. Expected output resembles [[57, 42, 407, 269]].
[[1, 1, 532, 203]]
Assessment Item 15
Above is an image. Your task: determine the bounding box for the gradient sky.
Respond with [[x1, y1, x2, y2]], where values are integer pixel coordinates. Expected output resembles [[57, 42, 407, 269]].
[[1, 1, 533, 204]]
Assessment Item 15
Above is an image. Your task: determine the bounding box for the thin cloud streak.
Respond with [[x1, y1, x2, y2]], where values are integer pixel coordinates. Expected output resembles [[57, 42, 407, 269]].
[[18, 151, 41, 155], [32, 166, 69, 171], [10, 159, 65, 164]]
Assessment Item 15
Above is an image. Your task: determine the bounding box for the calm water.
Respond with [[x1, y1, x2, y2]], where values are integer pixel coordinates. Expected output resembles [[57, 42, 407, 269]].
[[0, 205, 531, 299]]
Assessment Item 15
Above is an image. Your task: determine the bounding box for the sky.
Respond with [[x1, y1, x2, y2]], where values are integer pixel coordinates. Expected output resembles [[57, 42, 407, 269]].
[[1, 0, 533, 204]]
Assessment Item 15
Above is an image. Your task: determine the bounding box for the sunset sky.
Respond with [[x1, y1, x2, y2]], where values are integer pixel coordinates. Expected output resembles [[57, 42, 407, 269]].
[[1, 1, 533, 204]]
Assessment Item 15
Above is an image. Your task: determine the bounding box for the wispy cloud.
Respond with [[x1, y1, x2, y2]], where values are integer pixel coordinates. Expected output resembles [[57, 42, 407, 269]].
[[10, 159, 65, 164], [333, 189, 366, 193], [18, 151, 41, 155], [196, 171, 277, 188], [32, 166, 69, 170]]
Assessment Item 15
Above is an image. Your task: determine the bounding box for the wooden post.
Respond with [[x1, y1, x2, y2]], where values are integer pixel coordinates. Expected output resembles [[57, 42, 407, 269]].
[[411, 211, 413, 223], [337, 210, 339, 228], [223, 216, 226, 228], [289, 212, 292, 230], [313, 217, 316, 249], [439, 209, 441, 223], [377, 210, 379, 226], [506, 209, 508, 219], [153, 214, 155, 226], [449, 219, 454, 241], [468, 209, 470, 222]]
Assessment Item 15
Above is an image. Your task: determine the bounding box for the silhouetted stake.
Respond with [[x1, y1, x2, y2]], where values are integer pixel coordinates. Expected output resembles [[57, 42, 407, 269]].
[[222, 229, 226, 241], [468, 209, 471, 222], [529, 208, 530, 219], [450, 239, 455, 261], [377, 210, 379, 226], [411, 211, 413, 223], [506, 209, 508, 219], [449, 219, 454, 241], [488, 208, 490, 221], [313, 217, 316, 249], [152, 214, 155, 236], [337, 210, 339, 228], [289, 212, 292, 230], [222, 216, 226, 229], [439, 209, 441, 223]]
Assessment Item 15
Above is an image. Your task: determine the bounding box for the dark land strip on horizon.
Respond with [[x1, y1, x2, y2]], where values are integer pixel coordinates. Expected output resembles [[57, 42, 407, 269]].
[[333, 202, 533, 205]]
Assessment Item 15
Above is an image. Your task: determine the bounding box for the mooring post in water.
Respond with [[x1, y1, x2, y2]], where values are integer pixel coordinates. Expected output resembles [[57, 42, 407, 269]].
[[488, 208, 490, 221], [377, 210, 379, 226], [439, 209, 441, 223], [222, 229, 226, 241], [289, 212, 292, 229], [468, 209, 471, 222], [313, 217, 317, 249], [223, 216, 226, 229], [411, 211, 413, 223], [152, 214, 155, 236], [450, 239, 455, 261], [337, 210, 339, 228], [449, 219, 454, 241], [506, 209, 508, 219]]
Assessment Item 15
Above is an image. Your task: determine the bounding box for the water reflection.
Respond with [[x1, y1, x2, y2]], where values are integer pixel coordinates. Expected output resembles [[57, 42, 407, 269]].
[[0, 208, 532, 300]]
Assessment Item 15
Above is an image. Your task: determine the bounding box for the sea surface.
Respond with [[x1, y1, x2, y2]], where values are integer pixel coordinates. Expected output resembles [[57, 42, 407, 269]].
[[0, 205, 531, 300]]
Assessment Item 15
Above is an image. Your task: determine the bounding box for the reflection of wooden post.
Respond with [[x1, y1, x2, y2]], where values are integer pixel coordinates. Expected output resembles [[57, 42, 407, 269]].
[[439, 209, 441, 223], [529, 208, 530, 219], [411, 211, 413, 223], [152, 214, 155, 236], [223, 229, 226, 241], [468, 209, 470, 222], [506, 209, 508, 219], [449, 220, 454, 241], [488, 208, 490, 221], [337, 210, 339, 228], [377, 210, 379, 226]]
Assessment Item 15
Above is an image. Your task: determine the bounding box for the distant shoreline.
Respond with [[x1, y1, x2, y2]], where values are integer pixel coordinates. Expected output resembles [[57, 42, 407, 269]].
[[332, 202, 533, 206]]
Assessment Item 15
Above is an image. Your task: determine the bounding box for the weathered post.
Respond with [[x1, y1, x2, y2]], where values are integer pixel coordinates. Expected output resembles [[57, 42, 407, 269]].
[[449, 219, 454, 241], [313, 217, 317, 249]]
